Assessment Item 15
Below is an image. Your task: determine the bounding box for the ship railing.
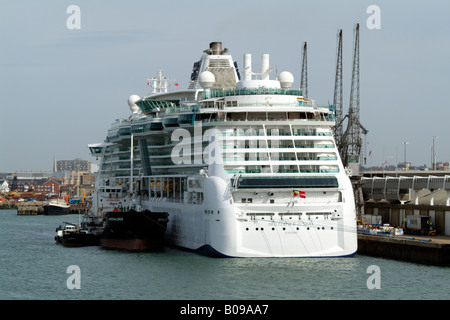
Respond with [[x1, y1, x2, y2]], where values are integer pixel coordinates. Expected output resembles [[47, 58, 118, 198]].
[[219, 144, 335, 149], [225, 102, 312, 108], [225, 168, 340, 174], [204, 88, 304, 99], [218, 132, 332, 137], [205, 116, 335, 123]]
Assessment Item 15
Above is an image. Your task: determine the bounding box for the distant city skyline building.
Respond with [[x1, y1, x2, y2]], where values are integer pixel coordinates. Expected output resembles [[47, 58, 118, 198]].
[[56, 158, 91, 172]]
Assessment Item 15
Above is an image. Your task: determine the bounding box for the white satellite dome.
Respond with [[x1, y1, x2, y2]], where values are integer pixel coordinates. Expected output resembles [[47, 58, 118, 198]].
[[198, 71, 216, 89], [278, 71, 294, 89], [128, 94, 141, 114]]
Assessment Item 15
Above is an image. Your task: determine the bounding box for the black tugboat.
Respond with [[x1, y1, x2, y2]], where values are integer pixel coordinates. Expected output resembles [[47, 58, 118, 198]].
[[55, 222, 100, 247], [100, 210, 169, 251]]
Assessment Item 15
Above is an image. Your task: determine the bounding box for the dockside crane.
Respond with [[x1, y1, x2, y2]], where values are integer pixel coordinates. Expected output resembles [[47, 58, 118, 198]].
[[337, 23, 368, 173], [333, 29, 344, 156], [304, 24, 367, 172], [300, 42, 308, 98], [330, 24, 368, 218]]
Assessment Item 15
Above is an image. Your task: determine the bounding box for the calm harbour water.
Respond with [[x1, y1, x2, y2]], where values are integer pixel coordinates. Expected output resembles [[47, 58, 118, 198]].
[[0, 209, 449, 300]]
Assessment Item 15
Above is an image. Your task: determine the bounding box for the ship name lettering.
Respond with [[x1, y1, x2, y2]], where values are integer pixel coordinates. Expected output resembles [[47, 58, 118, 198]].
[[109, 217, 123, 221], [268, 221, 291, 226]]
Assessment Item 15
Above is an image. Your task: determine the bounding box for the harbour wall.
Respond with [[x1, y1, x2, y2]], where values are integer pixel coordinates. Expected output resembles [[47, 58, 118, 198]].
[[15, 202, 44, 215], [357, 234, 450, 266], [1, 202, 90, 215]]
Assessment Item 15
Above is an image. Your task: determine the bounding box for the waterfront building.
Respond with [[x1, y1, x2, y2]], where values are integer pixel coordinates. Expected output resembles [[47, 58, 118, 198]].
[[56, 158, 91, 172]]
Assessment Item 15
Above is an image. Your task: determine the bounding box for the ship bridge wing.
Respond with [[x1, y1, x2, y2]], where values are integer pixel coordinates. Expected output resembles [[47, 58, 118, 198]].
[[88, 142, 114, 155]]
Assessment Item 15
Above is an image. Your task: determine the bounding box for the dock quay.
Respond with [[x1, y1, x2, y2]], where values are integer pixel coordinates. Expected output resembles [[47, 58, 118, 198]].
[[0, 203, 16, 210], [358, 173, 450, 266], [9, 202, 90, 215], [357, 233, 450, 266], [15, 202, 45, 215]]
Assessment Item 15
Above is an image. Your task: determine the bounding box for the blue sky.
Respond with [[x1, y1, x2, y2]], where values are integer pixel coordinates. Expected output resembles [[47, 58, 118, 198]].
[[1, 0, 449, 171]]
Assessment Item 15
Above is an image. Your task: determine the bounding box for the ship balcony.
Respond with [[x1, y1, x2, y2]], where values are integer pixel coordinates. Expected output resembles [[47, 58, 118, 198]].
[[221, 153, 338, 162], [223, 165, 340, 174], [178, 109, 335, 125], [219, 144, 336, 150]]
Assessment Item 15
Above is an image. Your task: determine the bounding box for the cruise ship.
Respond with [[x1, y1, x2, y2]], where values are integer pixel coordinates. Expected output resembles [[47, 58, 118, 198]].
[[88, 42, 357, 257]]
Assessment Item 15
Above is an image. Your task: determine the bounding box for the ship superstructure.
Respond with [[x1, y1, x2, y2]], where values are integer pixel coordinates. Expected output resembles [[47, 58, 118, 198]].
[[89, 42, 357, 257]]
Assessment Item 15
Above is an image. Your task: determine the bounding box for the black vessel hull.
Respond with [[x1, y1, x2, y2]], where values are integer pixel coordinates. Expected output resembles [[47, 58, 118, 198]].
[[101, 210, 169, 251], [55, 232, 99, 247], [44, 204, 70, 215]]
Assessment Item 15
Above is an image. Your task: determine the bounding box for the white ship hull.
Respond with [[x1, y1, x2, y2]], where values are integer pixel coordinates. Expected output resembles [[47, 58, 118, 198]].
[[94, 169, 357, 257], [149, 205, 357, 258], [89, 42, 358, 258], [144, 177, 356, 257]]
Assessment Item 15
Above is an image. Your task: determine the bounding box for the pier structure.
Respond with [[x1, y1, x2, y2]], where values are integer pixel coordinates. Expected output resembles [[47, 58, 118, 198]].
[[358, 233, 450, 266], [15, 202, 44, 215], [10, 202, 90, 215], [360, 173, 450, 235], [357, 171, 450, 265]]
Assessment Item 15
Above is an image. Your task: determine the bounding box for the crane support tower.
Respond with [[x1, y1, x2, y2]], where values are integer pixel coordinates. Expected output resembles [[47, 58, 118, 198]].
[[333, 29, 344, 155], [341, 23, 368, 175], [300, 42, 308, 98]]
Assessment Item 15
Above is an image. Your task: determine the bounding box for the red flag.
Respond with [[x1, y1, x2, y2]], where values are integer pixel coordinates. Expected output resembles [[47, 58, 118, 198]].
[[175, 83, 179, 87], [293, 190, 306, 198]]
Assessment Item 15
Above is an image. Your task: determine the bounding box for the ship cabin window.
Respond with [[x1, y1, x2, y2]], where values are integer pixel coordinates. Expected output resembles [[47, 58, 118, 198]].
[[132, 124, 145, 133], [118, 127, 131, 136], [149, 122, 164, 130], [267, 112, 286, 121], [188, 178, 203, 189], [227, 112, 247, 121], [288, 112, 301, 120], [163, 117, 180, 127], [226, 100, 238, 107]]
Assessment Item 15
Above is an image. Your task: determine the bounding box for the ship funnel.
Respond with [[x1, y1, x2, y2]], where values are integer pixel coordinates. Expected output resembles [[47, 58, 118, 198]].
[[261, 54, 269, 80], [242, 53, 273, 81], [237, 53, 279, 90], [244, 54, 252, 80], [204, 42, 228, 55]]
